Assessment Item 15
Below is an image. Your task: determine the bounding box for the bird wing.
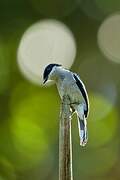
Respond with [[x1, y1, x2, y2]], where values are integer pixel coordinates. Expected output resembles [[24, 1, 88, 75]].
[[72, 73, 89, 118]]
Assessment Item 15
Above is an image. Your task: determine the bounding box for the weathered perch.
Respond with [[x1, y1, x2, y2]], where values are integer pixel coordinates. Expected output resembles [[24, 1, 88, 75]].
[[59, 95, 73, 180]]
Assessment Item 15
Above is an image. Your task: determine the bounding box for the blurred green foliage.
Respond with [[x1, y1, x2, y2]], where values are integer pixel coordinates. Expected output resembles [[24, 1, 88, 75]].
[[95, 0, 120, 15], [0, 0, 120, 180], [30, 0, 80, 18]]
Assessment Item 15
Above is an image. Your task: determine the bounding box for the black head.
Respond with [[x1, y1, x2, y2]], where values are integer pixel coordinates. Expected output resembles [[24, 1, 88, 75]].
[[43, 63, 61, 84]]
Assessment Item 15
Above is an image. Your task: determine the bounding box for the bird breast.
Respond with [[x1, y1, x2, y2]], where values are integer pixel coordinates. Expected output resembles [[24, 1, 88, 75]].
[[57, 78, 84, 104]]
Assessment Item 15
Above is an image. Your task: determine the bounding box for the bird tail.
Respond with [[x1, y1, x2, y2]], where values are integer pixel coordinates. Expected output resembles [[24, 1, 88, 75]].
[[78, 117, 88, 146]]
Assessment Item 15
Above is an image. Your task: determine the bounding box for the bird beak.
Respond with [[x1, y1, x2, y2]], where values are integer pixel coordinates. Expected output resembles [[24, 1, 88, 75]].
[[43, 78, 47, 84]]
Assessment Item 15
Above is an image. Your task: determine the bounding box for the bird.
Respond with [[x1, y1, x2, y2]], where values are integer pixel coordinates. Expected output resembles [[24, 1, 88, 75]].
[[43, 63, 89, 146]]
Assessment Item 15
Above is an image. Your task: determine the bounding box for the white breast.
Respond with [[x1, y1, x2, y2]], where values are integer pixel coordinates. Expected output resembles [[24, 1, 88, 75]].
[[56, 72, 84, 104]]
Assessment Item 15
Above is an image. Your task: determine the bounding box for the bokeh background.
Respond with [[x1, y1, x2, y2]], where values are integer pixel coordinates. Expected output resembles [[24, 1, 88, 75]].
[[0, 0, 120, 179]]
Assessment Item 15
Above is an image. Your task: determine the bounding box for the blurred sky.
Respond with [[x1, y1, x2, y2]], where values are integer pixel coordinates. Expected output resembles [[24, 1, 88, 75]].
[[0, 0, 120, 180]]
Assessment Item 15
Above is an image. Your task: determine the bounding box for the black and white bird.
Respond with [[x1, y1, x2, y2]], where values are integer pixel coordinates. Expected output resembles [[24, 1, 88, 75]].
[[43, 63, 89, 146]]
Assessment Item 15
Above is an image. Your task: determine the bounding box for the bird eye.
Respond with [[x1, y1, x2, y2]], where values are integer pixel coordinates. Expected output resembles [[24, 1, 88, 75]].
[[47, 67, 52, 71]]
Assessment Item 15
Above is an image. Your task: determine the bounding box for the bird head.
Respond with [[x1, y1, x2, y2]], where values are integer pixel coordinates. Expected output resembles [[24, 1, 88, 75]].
[[43, 63, 61, 84]]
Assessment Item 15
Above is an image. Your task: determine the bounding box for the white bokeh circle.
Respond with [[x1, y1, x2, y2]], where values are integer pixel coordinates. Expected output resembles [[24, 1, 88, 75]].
[[17, 19, 76, 85], [98, 13, 120, 63]]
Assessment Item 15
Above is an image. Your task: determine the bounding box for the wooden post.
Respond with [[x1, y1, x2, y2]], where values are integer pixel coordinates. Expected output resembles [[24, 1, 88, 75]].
[[59, 95, 73, 180]]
